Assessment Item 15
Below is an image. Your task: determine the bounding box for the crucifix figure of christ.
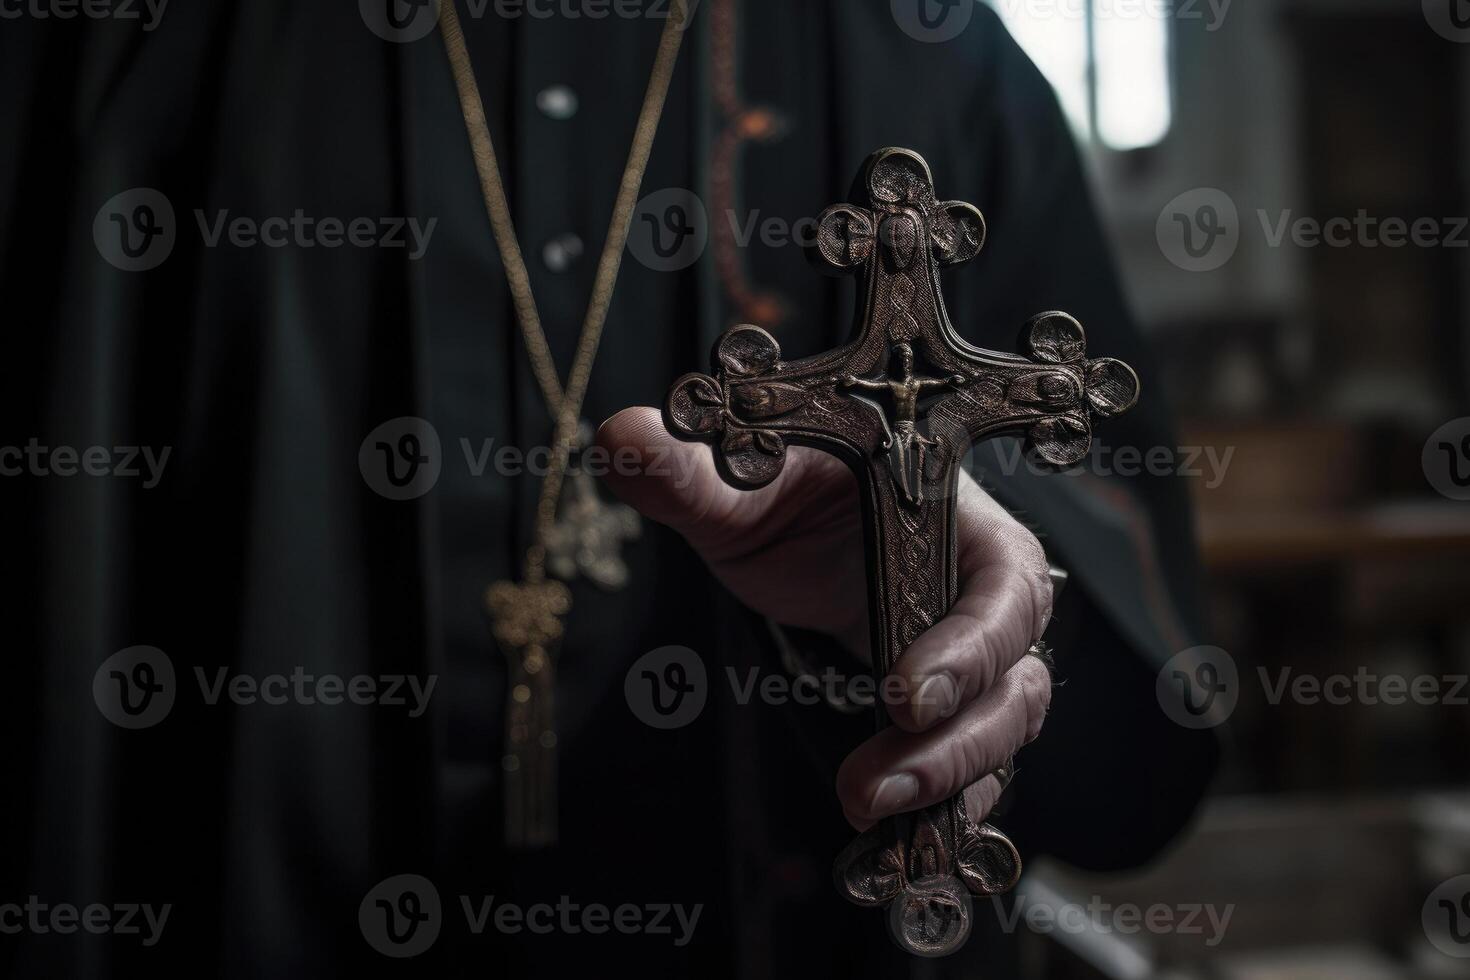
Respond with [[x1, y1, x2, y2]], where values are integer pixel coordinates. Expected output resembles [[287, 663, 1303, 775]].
[[840, 342, 966, 507], [664, 148, 1140, 956]]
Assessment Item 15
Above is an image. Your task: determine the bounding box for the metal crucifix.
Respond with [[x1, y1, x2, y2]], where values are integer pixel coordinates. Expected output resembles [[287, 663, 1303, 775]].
[[663, 148, 1139, 956]]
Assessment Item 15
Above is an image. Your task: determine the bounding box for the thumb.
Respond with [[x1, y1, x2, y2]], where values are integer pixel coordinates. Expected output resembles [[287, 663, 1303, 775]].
[[595, 406, 744, 545]]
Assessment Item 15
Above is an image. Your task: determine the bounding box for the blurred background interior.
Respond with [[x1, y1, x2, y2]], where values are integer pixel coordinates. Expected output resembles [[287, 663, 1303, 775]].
[[984, 0, 1470, 976]]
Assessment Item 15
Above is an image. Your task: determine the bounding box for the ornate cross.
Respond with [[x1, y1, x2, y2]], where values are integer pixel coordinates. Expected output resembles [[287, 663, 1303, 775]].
[[664, 148, 1139, 956]]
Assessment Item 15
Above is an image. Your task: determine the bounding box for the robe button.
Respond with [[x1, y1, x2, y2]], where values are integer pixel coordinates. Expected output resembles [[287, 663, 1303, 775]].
[[536, 85, 579, 121], [542, 233, 583, 273]]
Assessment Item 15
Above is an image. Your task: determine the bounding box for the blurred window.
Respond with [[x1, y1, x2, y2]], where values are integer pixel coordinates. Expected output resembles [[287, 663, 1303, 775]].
[[986, 0, 1173, 150]]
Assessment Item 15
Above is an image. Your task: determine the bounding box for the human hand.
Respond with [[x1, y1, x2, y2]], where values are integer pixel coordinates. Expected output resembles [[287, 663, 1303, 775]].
[[597, 407, 1055, 831]]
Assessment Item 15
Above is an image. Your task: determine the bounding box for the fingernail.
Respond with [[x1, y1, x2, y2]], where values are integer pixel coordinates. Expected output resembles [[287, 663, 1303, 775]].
[[869, 773, 920, 818], [912, 671, 960, 727]]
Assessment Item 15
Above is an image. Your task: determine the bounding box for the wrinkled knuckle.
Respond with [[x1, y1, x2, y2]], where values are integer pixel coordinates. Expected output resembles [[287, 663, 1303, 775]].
[[1015, 656, 1054, 744], [961, 613, 999, 693], [1003, 520, 1046, 575], [940, 737, 980, 799], [1010, 530, 1052, 638], [964, 775, 1003, 823], [1032, 564, 1055, 638], [1001, 566, 1050, 648]]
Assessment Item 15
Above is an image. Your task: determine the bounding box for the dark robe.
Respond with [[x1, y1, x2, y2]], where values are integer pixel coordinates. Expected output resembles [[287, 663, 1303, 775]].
[[1, 1, 1218, 976]]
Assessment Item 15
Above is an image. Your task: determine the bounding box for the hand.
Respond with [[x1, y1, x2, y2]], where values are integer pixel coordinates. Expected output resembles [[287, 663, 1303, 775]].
[[597, 408, 1055, 832]]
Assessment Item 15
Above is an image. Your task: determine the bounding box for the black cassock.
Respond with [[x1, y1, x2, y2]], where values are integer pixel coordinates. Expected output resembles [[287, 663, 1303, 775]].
[[1, 1, 1218, 976]]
